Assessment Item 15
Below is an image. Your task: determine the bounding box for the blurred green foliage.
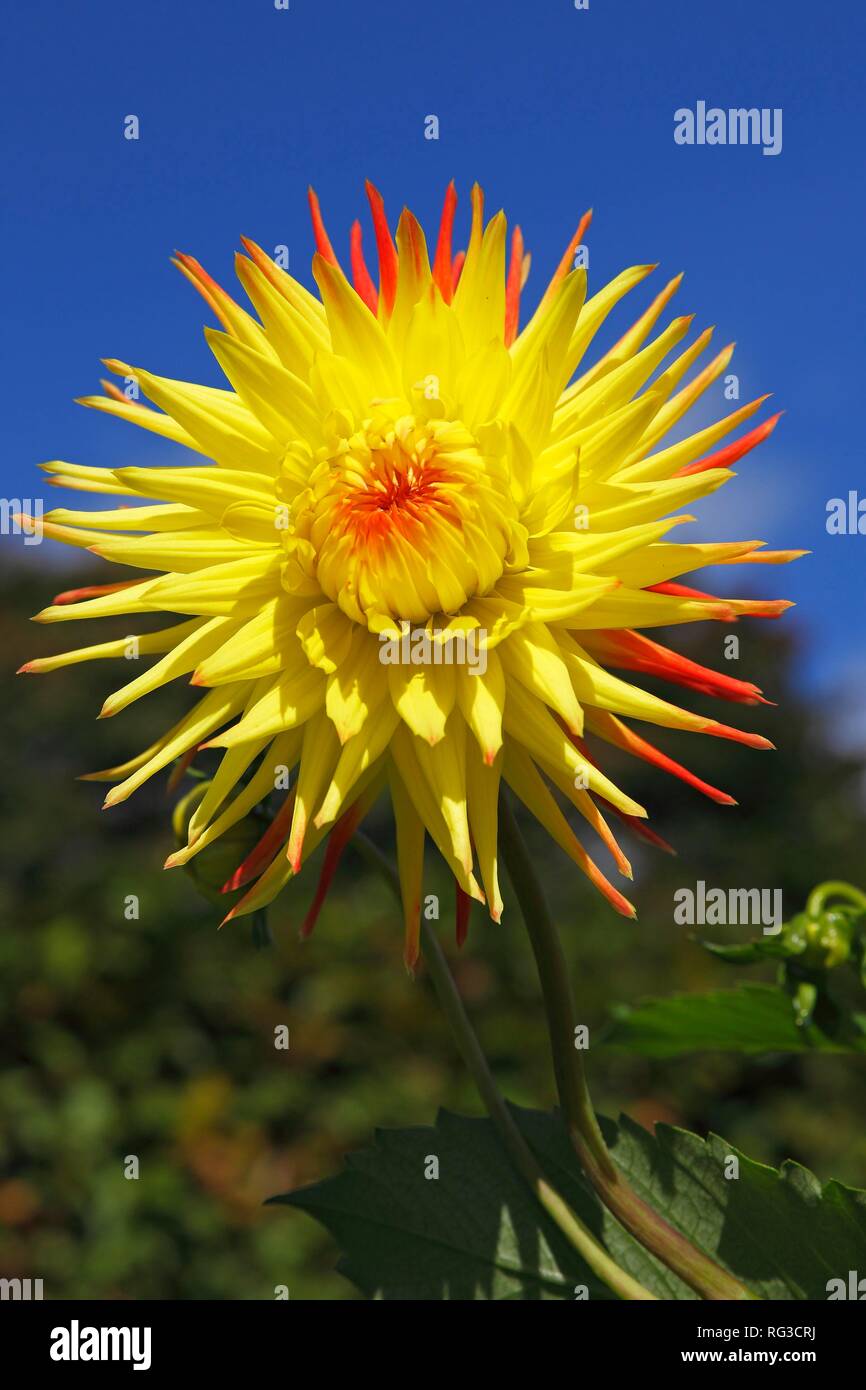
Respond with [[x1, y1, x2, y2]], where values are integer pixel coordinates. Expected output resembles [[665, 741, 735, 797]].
[[2, 557, 866, 1299]]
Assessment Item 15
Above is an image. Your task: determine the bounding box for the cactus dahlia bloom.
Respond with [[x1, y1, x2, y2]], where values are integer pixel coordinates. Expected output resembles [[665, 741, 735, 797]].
[[21, 182, 801, 967]]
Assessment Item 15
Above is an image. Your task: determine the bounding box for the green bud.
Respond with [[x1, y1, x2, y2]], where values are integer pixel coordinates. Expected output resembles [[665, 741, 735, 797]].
[[799, 909, 854, 970], [172, 782, 266, 907]]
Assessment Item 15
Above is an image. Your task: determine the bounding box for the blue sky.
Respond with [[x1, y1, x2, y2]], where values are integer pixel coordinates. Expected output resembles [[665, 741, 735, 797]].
[[4, 0, 864, 714]]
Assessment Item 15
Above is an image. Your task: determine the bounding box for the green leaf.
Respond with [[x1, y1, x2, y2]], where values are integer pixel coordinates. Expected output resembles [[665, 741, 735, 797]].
[[602, 983, 866, 1057], [269, 1106, 866, 1300], [269, 1110, 683, 1300]]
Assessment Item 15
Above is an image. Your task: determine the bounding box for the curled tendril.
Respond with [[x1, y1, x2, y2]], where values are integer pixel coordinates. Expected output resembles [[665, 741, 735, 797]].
[[806, 880, 866, 919]]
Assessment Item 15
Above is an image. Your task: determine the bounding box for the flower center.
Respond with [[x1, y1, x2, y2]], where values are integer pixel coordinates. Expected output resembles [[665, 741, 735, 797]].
[[289, 414, 524, 626]]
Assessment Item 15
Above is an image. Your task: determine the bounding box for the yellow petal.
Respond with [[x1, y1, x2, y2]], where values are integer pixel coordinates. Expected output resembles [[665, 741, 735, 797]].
[[455, 650, 505, 765], [503, 680, 646, 818], [388, 659, 456, 745], [312, 254, 399, 395], [325, 632, 388, 743], [287, 709, 341, 869], [104, 684, 249, 806], [388, 763, 427, 968], [465, 743, 504, 921], [498, 623, 583, 735], [100, 617, 233, 717], [207, 666, 325, 748]]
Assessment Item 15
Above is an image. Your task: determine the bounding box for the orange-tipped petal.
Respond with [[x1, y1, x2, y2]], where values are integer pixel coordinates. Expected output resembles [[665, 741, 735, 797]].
[[584, 858, 637, 919], [238, 235, 295, 296], [538, 209, 592, 312], [172, 252, 249, 339], [603, 272, 684, 367], [172, 252, 227, 325], [729, 599, 794, 618], [99, 378, 143, 406], [721, 548, 809, 565]]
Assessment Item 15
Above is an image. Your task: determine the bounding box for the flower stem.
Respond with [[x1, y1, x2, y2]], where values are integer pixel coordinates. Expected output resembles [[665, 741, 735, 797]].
[[497, 793, 758, 1303], [352, 830, 657, 1300], [419, 919, 656, 1301]]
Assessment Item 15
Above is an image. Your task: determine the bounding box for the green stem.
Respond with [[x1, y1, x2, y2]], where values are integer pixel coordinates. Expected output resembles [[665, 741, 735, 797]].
[[806, 880, 866, 917], [497, 793, 758, 1303], [420, 918, 656, 1301], [352, 830, 657, 1301]]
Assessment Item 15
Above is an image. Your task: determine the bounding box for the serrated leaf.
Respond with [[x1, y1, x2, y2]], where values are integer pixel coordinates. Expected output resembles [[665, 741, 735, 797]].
[[602, 983, 866, 1057], [270, 1105, 866, 1300], [596, 1116, 866, 1301]]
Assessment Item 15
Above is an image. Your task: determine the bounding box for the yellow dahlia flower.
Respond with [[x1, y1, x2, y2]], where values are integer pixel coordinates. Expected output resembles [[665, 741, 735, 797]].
[[21, 182, 801, 967]]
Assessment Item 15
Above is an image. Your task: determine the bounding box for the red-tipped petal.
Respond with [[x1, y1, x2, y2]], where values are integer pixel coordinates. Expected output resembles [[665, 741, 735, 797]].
[[583, 629, 768, 705], [504, 225, 525, 347], [647, 580, 722, 602], [611, 808, 678, 856], [301, 793, 375, 939], [221, 793, 296, 894], [432, 181, 458, 304], [451, 249, 466, 292], [364, 180, 399, 317], [699, 720, 774, 749], [52, 579, 140, 606], [456, 881, 472, 949], [166, 748, 198, 796], [677, 409, 781, 477], [584, 712, 738, 805], [648, 584, 793, 621], [307, 187, 340, 268], [349, 219, 378, 313]]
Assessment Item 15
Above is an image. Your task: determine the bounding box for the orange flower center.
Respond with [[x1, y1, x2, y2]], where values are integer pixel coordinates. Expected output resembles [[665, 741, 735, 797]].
[[289, 415, 525, 626]]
